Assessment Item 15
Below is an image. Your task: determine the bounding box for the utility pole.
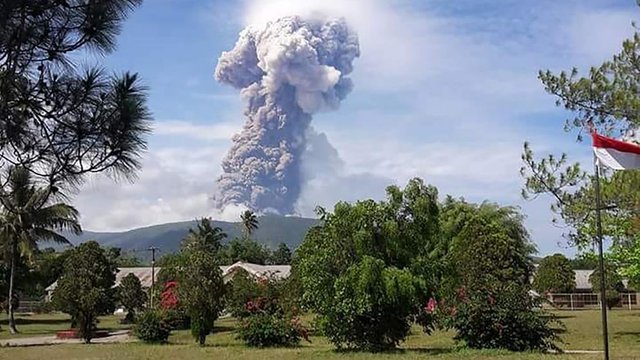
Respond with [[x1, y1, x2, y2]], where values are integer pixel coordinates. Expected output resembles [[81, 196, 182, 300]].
[[593, 156, 609, 360], [148, 247, 159, 308]]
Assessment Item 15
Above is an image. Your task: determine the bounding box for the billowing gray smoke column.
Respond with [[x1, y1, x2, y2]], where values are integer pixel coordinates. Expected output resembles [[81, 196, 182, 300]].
[[214, 16, 360, 214]]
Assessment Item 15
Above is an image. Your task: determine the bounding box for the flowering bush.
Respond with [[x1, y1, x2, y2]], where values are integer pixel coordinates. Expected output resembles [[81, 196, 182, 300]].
[[159, 281, 190, 330], [237, 313, 305, 347], [430, 284, 561, 351], [234, 273, 309, 347], [160, 281, 179, 310]]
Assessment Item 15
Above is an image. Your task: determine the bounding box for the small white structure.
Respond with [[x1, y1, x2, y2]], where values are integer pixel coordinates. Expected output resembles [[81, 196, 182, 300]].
[[45, 261, 291, 301]]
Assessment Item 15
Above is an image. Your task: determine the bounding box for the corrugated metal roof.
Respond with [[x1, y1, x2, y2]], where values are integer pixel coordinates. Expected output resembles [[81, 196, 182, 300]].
[[46, 262, 292, 292]]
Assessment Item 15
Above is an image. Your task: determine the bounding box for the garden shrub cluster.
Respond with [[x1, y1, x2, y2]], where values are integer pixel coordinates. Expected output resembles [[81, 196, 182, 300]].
[[296, 180, 442, 351], [427, 284, 561, 351], [237, 313, 303, 347], [234, 274, 309, 347], [296, 179, 561, 352], [159, 281, 191, 330], [133, 310, 171, 343]]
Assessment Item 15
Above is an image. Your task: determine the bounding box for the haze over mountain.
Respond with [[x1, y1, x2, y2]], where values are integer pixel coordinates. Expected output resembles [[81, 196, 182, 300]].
[[62, 215, 318, 257]]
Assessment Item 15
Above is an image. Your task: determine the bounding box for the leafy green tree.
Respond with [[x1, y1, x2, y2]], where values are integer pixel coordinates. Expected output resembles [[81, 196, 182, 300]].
[[0, 0, 150, 334], [219, 238, 271, 265], [118, 273, 147, 323], [105, 247, 144, 267], [612, 238, 640, 289], [296, 178, 442, 351], [439, 199, 559, 351], [533, 254, 576, 294], [51, 241, 117, 343], [520, 10, 640, 257], [240, 210, 259, 239], [176, 249, 225, 346], [181, 218, 227, 254], [269, 243, 292, 265], [325, 256, 420, 351], [31, 248, 71, 295], [589, 264, 625, 310], [570, 252, 599, 270], [0, 0, 151, 189], [0, 167, 81, 334], [444, 200, 535, 289]]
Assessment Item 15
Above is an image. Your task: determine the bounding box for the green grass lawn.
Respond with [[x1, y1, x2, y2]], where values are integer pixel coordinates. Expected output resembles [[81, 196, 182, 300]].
[[0, 310, 639, 359], [0, 312, 129, 339]]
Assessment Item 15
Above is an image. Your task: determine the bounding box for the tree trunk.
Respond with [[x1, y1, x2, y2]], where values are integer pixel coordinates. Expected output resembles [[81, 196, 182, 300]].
[[8, 237, 18, 334]]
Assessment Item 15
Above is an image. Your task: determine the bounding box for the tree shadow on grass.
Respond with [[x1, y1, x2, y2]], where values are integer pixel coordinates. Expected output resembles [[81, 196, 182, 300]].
[[0, 318, 69, 326], [550, 314, 576, 320], [334, 347, 454, 356], [191, 342, 247, 348], [212, 325, 236, 334], [614, 331, 640, 339]]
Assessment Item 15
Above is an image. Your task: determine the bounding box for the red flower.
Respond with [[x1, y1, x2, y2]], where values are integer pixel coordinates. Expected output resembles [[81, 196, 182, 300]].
[[425, 298, 437, 313], [160, 281, 180, 310]]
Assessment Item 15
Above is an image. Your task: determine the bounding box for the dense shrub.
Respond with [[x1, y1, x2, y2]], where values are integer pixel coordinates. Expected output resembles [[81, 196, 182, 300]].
[[237, 313, 303, 347], [437, 201, 561, 351], [436, 284, 561, 351], [226, 270, 262, 318], [164, 308, 191, 330], [320, 257, 420, 351], [158, 281, 191, 330], [133, 310, 171, 343], [233, 272, 309, 347], [296, 179, 442, 351]]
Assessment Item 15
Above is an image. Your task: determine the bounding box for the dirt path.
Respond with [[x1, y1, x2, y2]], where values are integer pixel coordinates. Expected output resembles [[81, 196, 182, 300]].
[[0, 330, 134, 347]]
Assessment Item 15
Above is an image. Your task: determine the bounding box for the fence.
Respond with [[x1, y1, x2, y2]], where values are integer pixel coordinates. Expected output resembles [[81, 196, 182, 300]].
[[545, 293, 640, 310]]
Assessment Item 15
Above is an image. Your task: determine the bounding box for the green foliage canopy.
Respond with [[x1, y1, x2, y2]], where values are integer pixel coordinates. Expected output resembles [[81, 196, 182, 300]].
[[296, 178, 441, 351], [533, 254, 576, 294], [118, 273, 147, 323], [51, 241, 117, 343], [269, 243, 292, 265], [175, 249, 225, 346]]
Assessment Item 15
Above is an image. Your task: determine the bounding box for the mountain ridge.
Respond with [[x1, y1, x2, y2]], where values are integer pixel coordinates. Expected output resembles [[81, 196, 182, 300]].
[[61, 215, 319, 257]]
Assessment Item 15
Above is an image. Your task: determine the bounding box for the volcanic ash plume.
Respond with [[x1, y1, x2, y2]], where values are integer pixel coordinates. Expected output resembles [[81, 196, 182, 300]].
[[213, 16, 360, 214]]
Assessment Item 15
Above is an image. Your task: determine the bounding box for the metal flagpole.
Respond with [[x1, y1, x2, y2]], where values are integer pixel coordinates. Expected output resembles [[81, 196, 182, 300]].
[[593, 155, 610, 360]]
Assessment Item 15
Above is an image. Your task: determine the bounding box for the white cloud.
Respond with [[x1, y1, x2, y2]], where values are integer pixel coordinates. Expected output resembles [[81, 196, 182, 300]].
[[154, 120, 238, 141], [73, 142, 227, 231]]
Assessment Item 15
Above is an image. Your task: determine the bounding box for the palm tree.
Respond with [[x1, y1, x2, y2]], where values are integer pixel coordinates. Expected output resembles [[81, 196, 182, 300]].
[[183, 218, 227, 253], [240, 210, 259, 240], [0, 167, 81, 334]]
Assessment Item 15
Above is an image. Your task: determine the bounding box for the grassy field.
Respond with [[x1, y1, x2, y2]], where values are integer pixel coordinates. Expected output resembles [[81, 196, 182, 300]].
[[0, 310, 638, 359]]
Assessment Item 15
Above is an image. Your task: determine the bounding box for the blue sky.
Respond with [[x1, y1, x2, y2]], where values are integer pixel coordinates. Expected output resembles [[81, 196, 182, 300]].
[[74, 0, 639, 256]]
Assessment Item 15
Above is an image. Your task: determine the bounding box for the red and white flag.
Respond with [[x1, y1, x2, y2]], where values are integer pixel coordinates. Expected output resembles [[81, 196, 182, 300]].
[[592, 131, 640, 170]]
